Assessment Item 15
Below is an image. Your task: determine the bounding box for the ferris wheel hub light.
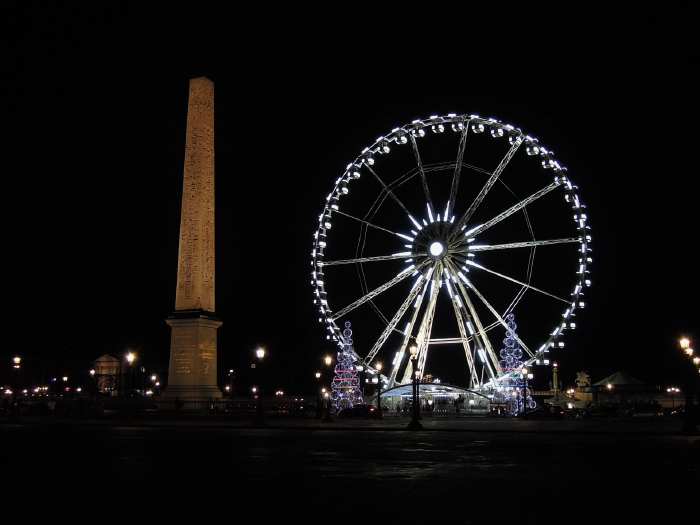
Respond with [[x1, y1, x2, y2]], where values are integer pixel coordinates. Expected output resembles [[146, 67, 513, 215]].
[[429, 241, 445, 257]]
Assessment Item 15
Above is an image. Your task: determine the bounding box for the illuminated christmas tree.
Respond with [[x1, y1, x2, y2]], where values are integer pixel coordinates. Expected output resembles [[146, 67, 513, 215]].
[[331, 321, 364, 411], [498, 313, 535, 415]]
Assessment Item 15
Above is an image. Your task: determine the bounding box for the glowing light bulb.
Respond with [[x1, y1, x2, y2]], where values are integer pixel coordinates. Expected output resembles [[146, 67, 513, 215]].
[[429, 241, 444, 257]]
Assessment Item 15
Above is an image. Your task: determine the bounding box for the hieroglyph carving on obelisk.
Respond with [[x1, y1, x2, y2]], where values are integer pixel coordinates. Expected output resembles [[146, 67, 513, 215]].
[[175, 77, 215, 312]]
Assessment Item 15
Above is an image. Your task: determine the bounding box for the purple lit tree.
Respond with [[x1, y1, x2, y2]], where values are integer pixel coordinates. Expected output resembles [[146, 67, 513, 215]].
[[331, 321, 364, 412]]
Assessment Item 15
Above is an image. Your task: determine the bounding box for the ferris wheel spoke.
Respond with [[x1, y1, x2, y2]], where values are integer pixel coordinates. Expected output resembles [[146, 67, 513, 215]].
[[321, 253, 426, 267], [460, 181, 561, 239], [364, 270, 430, 365], [365, 164, 414, 217], [465, 237, 580, 252], [409, 134, 434, 214], [334, 209, 415, 241], [446, 281, 479, 389], [462, 162, 492, 177], [416, 272, 440, 378], [446, 127, 469, 218], [462, 278, 535, 358], [464, 259, 569, 304], [446, 261, 501, 380], [330, 260, 429, 322], [452, 139, 522, 237]]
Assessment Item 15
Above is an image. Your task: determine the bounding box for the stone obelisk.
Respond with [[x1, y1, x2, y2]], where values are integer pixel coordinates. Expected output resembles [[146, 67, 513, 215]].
[[163, 77, 221, 404]]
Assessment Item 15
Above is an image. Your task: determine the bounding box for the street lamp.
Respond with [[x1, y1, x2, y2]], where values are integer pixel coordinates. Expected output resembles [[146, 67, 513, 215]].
[[227, 369, 234, 397], [322, 355, 334, 421], [375, 362, 383, 418], [323, 391, 330, 413], [252, 347, 266, 424], [322, 387, 333, 422], [407, 344, 422, 430], [605, 383, 614, 405], [89, 368, 97, 397], [10, 356, 22, 415], [667, 387, 681, 410], [677, 335, 698, 433], [520, 367, 531, 416], [315, 372, 322, 418], [123, 352, 136, 397]]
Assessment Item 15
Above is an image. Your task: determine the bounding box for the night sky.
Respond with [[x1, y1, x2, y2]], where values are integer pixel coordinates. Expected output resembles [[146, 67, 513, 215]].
[[2, 5, 698, 392]]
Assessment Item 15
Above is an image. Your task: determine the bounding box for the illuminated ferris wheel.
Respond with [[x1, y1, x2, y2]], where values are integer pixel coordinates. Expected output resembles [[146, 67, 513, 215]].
[[310, 114, 592, 391]]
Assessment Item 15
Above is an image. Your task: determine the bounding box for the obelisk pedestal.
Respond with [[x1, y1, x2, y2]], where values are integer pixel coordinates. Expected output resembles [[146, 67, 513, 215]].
[[164, 312, 222, 402], [162, 77, 221, 407]]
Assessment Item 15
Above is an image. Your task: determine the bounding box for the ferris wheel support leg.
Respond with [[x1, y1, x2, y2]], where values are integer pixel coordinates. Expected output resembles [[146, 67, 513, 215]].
[[364, 273, 428, 366], [448, 261, 502, 381], [445, 269, 480, 389], [417, 277, 440, 379], [388, 274, 430, 388], [448, 284, 479, 390], [400, 266, 440, 384]]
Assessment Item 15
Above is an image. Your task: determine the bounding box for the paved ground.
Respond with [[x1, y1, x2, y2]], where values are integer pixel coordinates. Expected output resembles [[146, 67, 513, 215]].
[[2, 416, 698, 523]]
